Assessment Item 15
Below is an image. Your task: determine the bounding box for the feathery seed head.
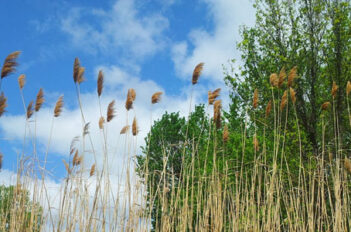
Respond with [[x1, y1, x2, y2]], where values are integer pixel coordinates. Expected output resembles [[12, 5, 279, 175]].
[[278, 67, 286, 88], [289, 87, 296, 104], [54, 96, 64, 117], [192, 62, 204, 85], [280, 90, 287, 111], [253, 88, 258, 109], [107, 100, 116, 122], [97, 70, 104, 97], [18, 74, 25, 90], [90, 164, 96, 177], [253, 134, 259, 151], [77, 66, 85, 84], [270, 73, 278, 87], [321, 101, 331, 111], [73, 57, 80, 83], [1, 51, 21, 79], [265, 100, 272, 118], [151, 91, 163, 104], [132, 117, 138, 136], [26, 101, 34, 119], [214, 100, 222, 129], [287, 66, 297, 87], [344, 157, 351, 174], [332, 81, 338, 99], [125, 89, 136, 110], [0, 92, 8, 117], [35, 88, 44, 112], [223, 125, 229, 143], [120, 125, 130, 134], [347, 81, 351, 96], [62, 160, 71, 174], [99, 116, 105, 129]]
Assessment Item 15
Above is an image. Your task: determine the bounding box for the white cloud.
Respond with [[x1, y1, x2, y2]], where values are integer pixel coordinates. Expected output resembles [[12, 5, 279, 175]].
[[61, 0, 169, 59], [171, 0, 255, 84]]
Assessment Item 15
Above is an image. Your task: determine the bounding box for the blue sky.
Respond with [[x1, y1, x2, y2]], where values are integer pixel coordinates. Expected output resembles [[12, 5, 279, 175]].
[[0, 0, 255, 183]]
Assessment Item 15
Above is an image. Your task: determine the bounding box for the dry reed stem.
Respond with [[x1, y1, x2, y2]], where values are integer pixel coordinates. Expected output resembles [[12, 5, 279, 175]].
[[321, 101, 331, 111], [0, 92, 7, 117], [253, 88, 258, 109], [90, 164, 96, 177], [280, 90, 287, 111], [35, 88, 44, 112], [287, 66, 297, 87], [347, 81, 351, 96], [120, 125, 130, 134], [97, 70, 104, 97], [18, 74, 25, 90], [265, 100, 272, 118], [223, 125, 229, 143], [107, 100, 116, 122], [214, 100, 221, 129], [126, 89, 136, 110], [99, 116, 105, 129], [278, 67, 286, 88], [26, 101, 33, 119], [253, 134, 259, 151], [270, 73, 278, 87], [132, 117, 138, 136], [289, 88, 296, 104], [192, 63, 204, 85], [1, 51, 21, 79], [54, 96, 64, 117], [332, 81, 338, 99], [151, 92, 163, 104]]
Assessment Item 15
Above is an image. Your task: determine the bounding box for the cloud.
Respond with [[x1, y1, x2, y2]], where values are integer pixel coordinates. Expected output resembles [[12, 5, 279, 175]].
[[171, 0, 255, 84], [61, 0, 169, 59]]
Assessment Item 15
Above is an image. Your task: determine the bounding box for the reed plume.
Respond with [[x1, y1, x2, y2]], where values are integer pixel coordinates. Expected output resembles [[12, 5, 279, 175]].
[[270, 73, 278, 87], [332, 81, 338, 99], [1, 51, 21, 79], [90, 164, 96, 177], [54, 96, 64, 117], [289, 87, 296, 104], [35, 88, 44, 112], [77, 66, 85, 84], [287, 66, 297, 87], [132, 117, 138, 136], [345, 157, 351, 174], [120, 125, 130, 134], [208, 88, 221, 105], [265, 100, 272, 118], [253, 134, 259, 151], [0, 92, 7, 117], [347, 81, 351, 96], [151, 91, 163, 104], [97, 70, 104, 97], [62, 160, 71, 174], [214, 100, 222, 129], [107, 100, 116, 122], [18, 74, 25, 90], [126, 89, 136, 110], [278, 66, 286, 88], [26, 101, 34, 119], [192, 62, 204, 85], [73, 151, 82, 166], [280, 90, 287, 111], [253, 88, 258, 109], [223, 125, 229, 143], [73, 58, 80, 83], [321, 101, 331, 111], [99, 116, 105, 129]]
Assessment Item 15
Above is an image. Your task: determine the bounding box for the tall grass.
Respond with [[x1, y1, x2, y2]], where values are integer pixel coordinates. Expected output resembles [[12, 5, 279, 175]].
[[0, 52, 350, 232]]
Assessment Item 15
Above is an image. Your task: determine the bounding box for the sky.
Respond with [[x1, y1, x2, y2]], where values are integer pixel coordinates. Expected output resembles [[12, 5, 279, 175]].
[[0, 0, 255, 191]]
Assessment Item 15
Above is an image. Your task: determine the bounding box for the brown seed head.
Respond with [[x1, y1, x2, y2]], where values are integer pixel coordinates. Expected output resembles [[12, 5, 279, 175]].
[[278, 67, 286, 88], [35, 88, 44, 112], [214, 100, 222, 129], [125, 89, 136, 110], [344, 157, 351, 174], [73, 57, 80, 83], [347, 81, 351, 96], [321, 101, 331, 111], [97, 70, 104, 97], [253, 88, 258, 109], [253, 134, 259, 152], [77, 66, 85, 84], [26, 101, 34, 119], [332, 81, 338, 99], [280, 90, 287, 111], [54, 96, 64, 117], [270, 73, 278, 87], [1, 51, 21, 79], [18, 74, 25, 90], [265, 100, 272, 118], [0, 153, 3, 170], [107, 100, 116, 122], [151, 91, 163, 104], [289, 87, 296, 104], [99, 116, 105, 129], [120, 125, 130, 134], [62, 159, 71, 174], [287, 66, 297, 87], [0, 92, 7, 117], [132, 117, 138, 136], [208, 88, 221, 105], [223, 125, 229, 143], [192, 62, 204, 85], [90, 164, 96, 177]]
